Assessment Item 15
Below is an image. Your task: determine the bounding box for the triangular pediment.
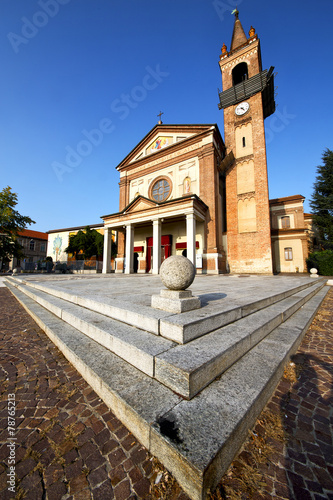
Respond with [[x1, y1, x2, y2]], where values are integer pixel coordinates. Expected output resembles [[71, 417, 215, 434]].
[[123, 196, 157, 214], [116, 124, 217, 171], [132, 134, 175, 162]]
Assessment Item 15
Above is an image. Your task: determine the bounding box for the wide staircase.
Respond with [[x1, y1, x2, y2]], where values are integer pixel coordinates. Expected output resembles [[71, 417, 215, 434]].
[[5, 274, 330, 500]]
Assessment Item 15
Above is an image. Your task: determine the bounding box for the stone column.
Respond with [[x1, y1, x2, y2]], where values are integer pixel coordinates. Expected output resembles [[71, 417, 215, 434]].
[[186, 213, 196, 266], [152, 219, 161, 275], [125, 224, 134, 274], [102, 228, 112, 273]]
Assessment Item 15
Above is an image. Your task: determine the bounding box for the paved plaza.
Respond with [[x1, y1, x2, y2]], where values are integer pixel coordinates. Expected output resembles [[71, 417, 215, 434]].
[[0, 274, 332, 499]]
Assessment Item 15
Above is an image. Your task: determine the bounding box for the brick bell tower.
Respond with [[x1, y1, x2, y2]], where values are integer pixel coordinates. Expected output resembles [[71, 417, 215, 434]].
[[218, 10, 275, 274]]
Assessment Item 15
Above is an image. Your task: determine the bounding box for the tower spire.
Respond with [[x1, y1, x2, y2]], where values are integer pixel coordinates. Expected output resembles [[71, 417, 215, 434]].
[[230, 8, 247, 52]]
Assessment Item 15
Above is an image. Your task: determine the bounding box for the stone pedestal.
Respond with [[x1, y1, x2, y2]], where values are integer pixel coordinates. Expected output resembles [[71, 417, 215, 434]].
[[151, 289, 201, 313]]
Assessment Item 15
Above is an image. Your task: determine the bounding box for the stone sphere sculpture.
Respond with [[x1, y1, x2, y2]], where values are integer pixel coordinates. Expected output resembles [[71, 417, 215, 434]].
[[310, 268, 318, 275], [160, 255, 196, 290]]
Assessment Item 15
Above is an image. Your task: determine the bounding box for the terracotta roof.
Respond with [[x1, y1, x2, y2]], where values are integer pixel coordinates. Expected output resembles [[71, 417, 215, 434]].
[[269, 195, 305, 205], [18, 229, 48, 240]]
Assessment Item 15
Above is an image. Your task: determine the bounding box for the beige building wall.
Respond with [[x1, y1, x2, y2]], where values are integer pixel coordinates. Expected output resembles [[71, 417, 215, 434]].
[[273, 238, 306, 273], [237, 160, 255, 194], [128, 157, 200, 202], [235, 123, 253, 158], [238, 197, 257, 233], [269, 195, 309, 273], [47, 225, 105, 263]]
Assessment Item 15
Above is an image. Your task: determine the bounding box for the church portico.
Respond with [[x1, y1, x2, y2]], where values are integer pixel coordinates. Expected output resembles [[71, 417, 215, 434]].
[[102, 194, 210, 274]]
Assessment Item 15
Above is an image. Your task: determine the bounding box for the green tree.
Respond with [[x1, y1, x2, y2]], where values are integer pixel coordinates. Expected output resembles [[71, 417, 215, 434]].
[[309, 149, 333, 250], [0, 186, 35, 265], [65, 226, 110, 259], [65, 229, 86, 259]]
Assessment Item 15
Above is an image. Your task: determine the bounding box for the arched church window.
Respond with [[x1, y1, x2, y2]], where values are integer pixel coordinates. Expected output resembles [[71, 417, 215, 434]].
[[232, 62, 248, 86], [149, 177, 172, 202]]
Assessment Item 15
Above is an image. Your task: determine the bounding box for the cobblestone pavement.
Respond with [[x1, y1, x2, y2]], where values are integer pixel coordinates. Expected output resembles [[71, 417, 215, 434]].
[[0, 285, 332, 500]]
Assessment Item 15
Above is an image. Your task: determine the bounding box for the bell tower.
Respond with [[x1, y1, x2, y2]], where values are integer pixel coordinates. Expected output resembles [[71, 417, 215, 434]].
[[218, 10, 275, 274]]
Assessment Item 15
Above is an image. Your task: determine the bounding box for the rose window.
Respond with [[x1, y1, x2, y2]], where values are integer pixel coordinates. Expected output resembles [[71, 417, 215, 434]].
[[151, 179, 171, 202]]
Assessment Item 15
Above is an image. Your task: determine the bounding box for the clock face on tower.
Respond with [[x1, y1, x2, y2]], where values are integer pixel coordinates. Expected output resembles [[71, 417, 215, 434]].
[[235, 102, 250, 116]]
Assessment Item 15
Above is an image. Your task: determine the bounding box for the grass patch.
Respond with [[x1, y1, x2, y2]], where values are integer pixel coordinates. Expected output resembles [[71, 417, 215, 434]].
[[215, 408, 286, 499], [14, 484, 27, 500], [23, 447, 41, 462], [39, 418, 59, 439], [64, 422, 81, 445], [56, 384, 78, 400], [48, 438, 66, 466], [284, 356, 307, 384], [147, 457, 185, 500]]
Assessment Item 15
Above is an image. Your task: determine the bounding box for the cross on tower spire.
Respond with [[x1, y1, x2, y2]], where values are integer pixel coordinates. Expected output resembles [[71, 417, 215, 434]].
[[157, 111, 164, 124], [231, 7, 239, 19]]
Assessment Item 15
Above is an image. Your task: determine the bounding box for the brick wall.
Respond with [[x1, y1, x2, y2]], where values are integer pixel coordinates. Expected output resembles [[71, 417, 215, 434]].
[[220, 38, 273, 273]]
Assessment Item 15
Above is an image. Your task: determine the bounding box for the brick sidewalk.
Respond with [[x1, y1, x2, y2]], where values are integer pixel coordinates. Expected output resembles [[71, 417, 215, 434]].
[[0, 286, 332, 499], [217, 287, 333, 500], [0, 288, 189, 500]]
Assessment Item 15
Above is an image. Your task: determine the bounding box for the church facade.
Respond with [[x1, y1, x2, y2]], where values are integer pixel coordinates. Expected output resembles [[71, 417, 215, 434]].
[[101, 12, 309, 275]]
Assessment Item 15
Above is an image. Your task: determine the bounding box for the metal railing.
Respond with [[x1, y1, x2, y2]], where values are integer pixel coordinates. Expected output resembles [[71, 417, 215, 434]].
[[57, 260, 103, 273]]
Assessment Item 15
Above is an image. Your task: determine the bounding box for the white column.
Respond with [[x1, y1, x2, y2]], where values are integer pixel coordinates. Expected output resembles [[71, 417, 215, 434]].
[[152, 219, 161, 275], [125, 224, 134, 274], [102, 228, 112, 273], [186, 213, 196, 266]]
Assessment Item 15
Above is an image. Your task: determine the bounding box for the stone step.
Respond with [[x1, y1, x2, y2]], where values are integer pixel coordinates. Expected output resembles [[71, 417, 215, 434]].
[[150, 286, 330, 500], [5, 280, 330, 500], [7, 280, 175, 378], [6, 276, 171, 335], [4, 281, 182, 450], [7, 278, 326, 400], [6, 275, 325, 344], [158, 279, 325, 343], [155, 280, 326, 398]]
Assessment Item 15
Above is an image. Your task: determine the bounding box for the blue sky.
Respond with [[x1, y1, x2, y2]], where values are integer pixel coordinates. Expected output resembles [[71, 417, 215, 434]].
[[1, 0, 332, 232]]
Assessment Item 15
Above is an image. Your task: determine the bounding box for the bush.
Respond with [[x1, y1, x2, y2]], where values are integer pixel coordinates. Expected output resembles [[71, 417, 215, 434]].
[[55, 262, 68, 273], [306, 250, 333, 276]]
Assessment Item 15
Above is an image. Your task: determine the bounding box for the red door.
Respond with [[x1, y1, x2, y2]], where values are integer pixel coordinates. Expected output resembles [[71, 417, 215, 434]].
[[146, 237, 153, 273], [146, 235, 172, 273]]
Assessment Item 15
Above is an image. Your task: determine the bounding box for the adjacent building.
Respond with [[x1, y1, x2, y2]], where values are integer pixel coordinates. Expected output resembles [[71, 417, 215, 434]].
[[269, 196, 309, 273], [10, 229, 48, 271], [47, 224, 116, 272]]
